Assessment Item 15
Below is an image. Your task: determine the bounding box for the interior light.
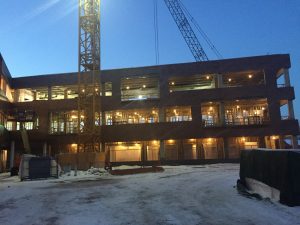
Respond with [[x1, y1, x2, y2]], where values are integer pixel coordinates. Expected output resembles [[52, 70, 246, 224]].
[[168, 139, 175, 144], [126, 86, 130, 90], [206, 76, 210, 80], [142, 85, 146, 88], [152, 140, 158, 145], [248, 74, 253, 79], [138, 95, 143, 99], [228, 78, 232, 82], [237, 105, 240, 109], [242, 137, 246, 142], [171, 82, 175, 85]]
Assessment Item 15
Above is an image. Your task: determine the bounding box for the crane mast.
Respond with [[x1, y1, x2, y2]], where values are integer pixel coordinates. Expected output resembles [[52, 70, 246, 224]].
[[164, 0, 209, 62], [77, 0, 101, 152]]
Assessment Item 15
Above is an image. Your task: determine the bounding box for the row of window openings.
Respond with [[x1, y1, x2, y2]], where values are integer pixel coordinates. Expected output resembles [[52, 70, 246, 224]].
[[47, 107, 267, 134], [13, 83, 113, 102], [1, 105, 269, 132], [67, 136, 284, 161], [11, 71, 267, 103]]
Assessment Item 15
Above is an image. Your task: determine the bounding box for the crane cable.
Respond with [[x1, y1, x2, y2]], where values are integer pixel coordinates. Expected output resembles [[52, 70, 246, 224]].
[[178, 0, 223, 59], [153, 0, 160, 65]]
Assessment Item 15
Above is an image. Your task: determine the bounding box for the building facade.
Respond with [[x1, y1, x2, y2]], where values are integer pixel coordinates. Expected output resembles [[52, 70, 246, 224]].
[[0, 53, 299, 169]]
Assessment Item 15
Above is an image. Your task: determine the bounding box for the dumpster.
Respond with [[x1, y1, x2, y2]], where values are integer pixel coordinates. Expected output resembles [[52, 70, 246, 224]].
[[19, 154, 59, 181]]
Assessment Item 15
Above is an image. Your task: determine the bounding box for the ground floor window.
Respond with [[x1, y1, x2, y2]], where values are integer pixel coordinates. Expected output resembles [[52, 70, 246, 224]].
[[107, 142, 142, 162], [227, 137, 259, 159]]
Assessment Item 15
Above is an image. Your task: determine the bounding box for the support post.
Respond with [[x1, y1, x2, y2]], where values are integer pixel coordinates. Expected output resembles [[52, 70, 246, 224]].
[[10, 141, 15, 169], [223, 138, 229, 159], [284, 69, 291, 87], [159, 140, 165, 161], [217, 74, 223, 88], [159, 107, 165, 122], [288, 100, 295, 119], [219, 102, 225, 126], [43, 142, 47, 156], [292, 136, 298, 149]]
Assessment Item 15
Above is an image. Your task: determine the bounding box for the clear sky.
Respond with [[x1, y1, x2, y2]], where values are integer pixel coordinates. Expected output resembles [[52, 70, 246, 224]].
[[0, 0, 299, 119]]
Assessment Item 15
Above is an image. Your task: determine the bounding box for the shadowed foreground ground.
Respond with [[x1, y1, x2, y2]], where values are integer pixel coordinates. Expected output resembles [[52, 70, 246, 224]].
[[0, 164, 299, 225]]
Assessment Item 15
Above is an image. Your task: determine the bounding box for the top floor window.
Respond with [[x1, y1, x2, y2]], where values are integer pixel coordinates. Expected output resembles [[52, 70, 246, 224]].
[[169, 74, 215, 92], [223, 70, 265, 88], [52, 85, 78, 100], [121, 75, 159, 101], [103, 82, 112, 96]]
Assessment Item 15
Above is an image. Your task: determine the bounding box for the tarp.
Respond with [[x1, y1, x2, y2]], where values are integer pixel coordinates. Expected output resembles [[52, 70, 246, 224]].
[[240, 149, 300, 206]]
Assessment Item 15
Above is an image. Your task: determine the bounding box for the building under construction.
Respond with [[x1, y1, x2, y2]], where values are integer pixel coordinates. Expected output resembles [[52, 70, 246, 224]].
[[0, 0, 299, 171]]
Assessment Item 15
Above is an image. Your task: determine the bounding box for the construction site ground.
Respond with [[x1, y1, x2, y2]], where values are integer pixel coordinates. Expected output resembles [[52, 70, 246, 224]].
[[0, 164, 299, 225]]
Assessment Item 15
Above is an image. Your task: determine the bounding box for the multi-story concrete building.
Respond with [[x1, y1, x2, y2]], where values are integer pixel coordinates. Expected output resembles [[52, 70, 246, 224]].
[[0, 53, 299, 170]]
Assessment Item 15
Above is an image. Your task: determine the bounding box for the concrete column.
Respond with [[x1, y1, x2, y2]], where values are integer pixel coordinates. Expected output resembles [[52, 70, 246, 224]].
[[64, 89, 68, 99], [197, 139, 204, 159], [292, 136, 298, 149], [100, 142, 105, 152], [223, 138, 229, 159], [10, 141, 15, 169], [217, 74, 223, 88], [159, 140, 165, 161], [267, 98, 281, 125], [283, 69, 291, 87], [288, 100, 295, 119], [178, 140, 184, 161], [219, 102, 226, 126], [48, 145, 52, 156], [159, 107, 165, 122], [141, 142, 147, 164], [279, 136, 285, 149], [48, 86, 51, 100], [258, 136, 266, 148], [191, 106, 201, 122], [43, 142, 47, 156]]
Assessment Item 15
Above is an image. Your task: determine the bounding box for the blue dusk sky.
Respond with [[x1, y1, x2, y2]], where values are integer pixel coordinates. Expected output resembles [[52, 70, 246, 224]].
[[0, 0, 299, 119]]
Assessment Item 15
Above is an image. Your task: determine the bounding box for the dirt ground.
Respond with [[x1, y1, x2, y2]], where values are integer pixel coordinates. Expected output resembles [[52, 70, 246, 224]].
[[0, 164, 299, 225]]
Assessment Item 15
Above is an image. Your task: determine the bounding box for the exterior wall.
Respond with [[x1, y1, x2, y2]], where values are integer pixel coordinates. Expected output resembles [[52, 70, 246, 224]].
[[0, 54, 299, 165]]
